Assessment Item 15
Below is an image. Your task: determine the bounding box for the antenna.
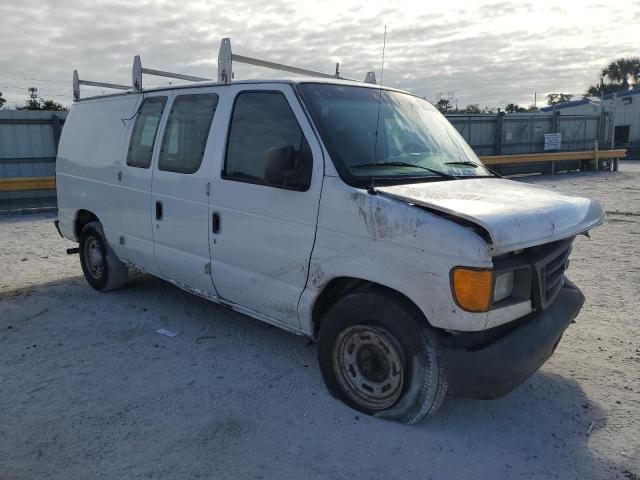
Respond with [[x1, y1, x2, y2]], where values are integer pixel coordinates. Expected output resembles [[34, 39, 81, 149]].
[[369, 25, 387, 194]]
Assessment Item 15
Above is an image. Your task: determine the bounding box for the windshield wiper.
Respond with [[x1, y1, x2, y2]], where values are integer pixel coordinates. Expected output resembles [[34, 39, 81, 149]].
[[351, 161, 458, 180], [445, 161, 479, 168], [444, 161, 502, 178]]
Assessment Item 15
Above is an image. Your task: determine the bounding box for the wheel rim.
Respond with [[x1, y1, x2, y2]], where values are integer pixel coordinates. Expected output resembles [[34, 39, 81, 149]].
[[84, 236, 104, 279], [333, 325, 405, 410]]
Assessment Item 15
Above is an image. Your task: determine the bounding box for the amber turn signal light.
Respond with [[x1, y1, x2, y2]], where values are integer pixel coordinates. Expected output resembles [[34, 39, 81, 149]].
[[451, 267, 494, 313]]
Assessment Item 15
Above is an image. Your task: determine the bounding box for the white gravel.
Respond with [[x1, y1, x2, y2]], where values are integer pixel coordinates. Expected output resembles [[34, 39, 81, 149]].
[[1, 164, 639, 480]]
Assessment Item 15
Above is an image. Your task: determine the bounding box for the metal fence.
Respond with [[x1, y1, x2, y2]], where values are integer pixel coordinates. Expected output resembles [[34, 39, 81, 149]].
[[0, 109, 613, 212], [448, 111, 608, 175], [0, 110, 66, 211]]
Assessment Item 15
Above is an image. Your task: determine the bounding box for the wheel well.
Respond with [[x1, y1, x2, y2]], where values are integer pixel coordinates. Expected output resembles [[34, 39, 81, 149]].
[[311, 277, 430, 338], [75, 210, 99, 239]]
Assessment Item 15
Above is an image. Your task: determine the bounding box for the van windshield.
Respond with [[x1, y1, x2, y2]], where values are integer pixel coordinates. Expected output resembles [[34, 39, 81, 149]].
[[298, 83, 492, 185]]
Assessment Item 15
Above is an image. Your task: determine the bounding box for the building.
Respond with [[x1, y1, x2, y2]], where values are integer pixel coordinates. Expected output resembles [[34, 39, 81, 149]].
[[540, 88, 640, 159]]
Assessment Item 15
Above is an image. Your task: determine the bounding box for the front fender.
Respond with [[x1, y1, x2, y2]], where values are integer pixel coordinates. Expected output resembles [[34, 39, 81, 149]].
[[298, 177, 496, 335]]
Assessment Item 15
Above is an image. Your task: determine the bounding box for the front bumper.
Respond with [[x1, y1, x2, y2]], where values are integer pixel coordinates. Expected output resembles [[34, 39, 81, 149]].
[[440, 278, 584, 399]]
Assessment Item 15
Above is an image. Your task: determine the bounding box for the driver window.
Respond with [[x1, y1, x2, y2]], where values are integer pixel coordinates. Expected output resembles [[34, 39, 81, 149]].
[[224, 91, 311, 188]]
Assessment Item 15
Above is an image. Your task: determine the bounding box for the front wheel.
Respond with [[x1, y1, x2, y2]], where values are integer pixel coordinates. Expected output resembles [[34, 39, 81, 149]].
[[318, 288, 447, 424], [79, 221, 128, 291]]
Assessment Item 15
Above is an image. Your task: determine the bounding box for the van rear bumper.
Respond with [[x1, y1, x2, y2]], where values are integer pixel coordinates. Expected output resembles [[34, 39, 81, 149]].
[[440, 278, 584, 399]]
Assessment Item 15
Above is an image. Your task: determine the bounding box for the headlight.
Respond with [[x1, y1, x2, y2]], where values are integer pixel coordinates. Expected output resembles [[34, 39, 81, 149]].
[[451, 267, 493, 312], [493, 271, 514, 303]]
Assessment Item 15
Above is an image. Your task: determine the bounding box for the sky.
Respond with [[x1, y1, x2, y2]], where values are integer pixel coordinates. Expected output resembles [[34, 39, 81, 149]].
[[0, 0, 638, 109]]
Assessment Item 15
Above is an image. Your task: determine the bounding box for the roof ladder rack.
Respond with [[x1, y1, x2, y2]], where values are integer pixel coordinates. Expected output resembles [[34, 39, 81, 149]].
[[218, 37, 371, 84], [73, 37, 379, 101], [73, 70, 129, 101], [132, 56, 212, 92]]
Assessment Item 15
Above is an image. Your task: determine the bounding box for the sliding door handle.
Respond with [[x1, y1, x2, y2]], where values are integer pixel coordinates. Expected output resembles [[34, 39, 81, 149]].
[[211, 212, 220, 233], [155, 201, 163, 220]]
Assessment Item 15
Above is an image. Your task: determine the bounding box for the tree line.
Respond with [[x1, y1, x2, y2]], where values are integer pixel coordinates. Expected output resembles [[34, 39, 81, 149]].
[[17, 98, 68, 111], [585, 57, 640, 96], [0, 92, 67, 111], [436, 57, 639, 114]]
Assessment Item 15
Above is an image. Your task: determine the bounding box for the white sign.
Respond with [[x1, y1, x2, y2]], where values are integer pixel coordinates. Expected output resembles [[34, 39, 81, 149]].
[[544, 133, 561, 151]]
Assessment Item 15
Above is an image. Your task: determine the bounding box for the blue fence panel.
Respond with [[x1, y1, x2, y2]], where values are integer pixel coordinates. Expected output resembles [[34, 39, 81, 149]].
[[0, 110, 66, 211]]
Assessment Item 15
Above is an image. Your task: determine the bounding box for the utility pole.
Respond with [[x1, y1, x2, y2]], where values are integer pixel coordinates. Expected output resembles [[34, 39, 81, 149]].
[[609, 93, 617, 149], [28, 87, 38, 100]]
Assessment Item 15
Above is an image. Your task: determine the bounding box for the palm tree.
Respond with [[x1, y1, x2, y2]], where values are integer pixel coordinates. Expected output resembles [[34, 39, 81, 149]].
[[602, 57, 640, 91], [505, 103, 519, 113]]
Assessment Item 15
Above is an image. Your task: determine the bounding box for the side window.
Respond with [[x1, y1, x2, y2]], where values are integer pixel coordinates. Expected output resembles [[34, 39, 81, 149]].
[[224, 91, 312, 190], [127, 96, 167, 168], [158, 94, 219, 174]]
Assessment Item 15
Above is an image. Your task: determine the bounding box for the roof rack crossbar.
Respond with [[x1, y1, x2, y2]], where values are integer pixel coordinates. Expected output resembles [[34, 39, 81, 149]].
[[232, 53, 338, 80], [132, 55, 211, 92], [73, 70, 129, 101], [217, 37, 345, 83], [141, 67, 210, 82], [78, 79, 129, 90]]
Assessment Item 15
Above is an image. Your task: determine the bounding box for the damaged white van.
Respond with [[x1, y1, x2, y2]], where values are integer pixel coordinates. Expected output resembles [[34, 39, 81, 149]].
[[56, 42, 604, 423]]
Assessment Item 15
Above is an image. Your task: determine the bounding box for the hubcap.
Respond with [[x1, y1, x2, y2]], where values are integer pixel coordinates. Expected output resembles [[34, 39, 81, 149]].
[[84, 237, 104, 279], [333, 325, 404, 410]]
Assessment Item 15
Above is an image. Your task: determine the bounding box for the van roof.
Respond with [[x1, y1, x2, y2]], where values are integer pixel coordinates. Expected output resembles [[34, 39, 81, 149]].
[[76, 77, 413, 102]]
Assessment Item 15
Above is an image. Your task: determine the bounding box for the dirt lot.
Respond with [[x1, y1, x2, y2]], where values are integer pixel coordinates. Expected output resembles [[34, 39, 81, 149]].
[[1, 164, 639, 480]]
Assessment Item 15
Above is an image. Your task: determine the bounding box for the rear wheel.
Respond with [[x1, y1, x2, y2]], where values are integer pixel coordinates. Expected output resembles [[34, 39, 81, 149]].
[[318, 288, 447, 424], [79, 222, 128, 291]]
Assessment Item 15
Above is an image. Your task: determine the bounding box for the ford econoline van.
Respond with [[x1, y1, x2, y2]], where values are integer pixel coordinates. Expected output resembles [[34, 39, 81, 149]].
[[55, 48, 603, 423]]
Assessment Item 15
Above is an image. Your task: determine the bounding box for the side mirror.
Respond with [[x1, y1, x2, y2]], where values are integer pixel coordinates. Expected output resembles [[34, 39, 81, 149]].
[[264, 144, 311, 190]]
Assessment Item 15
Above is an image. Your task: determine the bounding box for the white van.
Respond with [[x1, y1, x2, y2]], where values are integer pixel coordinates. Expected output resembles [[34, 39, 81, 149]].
[[55, 43, 604, 423]]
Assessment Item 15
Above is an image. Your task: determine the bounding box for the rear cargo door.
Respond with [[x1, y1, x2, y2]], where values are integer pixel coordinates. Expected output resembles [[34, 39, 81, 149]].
[[150, 91, 220, 296]]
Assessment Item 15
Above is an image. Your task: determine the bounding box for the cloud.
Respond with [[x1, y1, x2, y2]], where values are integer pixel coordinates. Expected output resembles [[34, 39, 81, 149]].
[[0, 0, 637, 108]]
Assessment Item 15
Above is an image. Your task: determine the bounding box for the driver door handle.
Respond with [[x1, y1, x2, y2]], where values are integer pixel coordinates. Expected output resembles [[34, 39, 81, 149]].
[[212, 212, 220, 233]]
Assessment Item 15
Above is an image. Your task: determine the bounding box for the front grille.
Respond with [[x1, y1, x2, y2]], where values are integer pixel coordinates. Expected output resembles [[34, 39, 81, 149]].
[[531, 239, 573, 310]]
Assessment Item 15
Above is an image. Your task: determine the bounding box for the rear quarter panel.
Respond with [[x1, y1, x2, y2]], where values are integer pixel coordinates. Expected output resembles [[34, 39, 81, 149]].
[[56, 95, 139, 252]]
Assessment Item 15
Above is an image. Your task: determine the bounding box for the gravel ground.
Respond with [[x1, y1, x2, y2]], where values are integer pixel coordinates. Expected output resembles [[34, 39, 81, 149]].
[[1, 164, 639, 480]]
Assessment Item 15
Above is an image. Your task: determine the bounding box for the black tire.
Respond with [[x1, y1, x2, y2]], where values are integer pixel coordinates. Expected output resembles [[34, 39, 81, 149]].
[[79, 221, 128, 291], [318, 287, 447, 424]]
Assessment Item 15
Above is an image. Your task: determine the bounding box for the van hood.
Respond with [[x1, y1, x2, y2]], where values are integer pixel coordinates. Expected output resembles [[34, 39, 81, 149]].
[[378, 178, 604, 255]]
